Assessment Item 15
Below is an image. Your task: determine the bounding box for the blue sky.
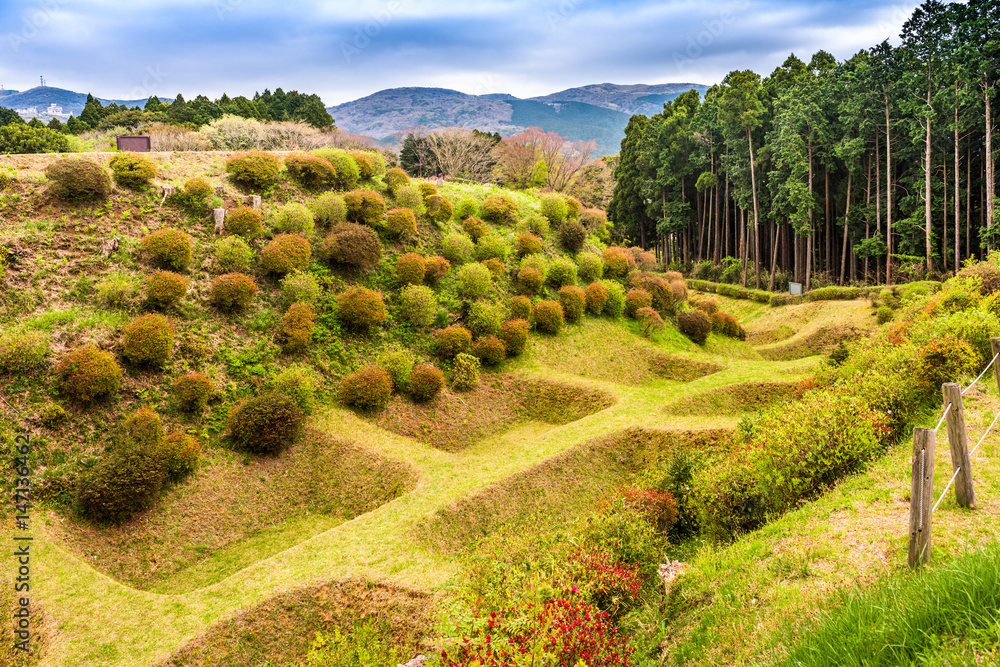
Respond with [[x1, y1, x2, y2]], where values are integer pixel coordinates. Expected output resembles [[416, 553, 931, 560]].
[[0, 0, 919, 105]]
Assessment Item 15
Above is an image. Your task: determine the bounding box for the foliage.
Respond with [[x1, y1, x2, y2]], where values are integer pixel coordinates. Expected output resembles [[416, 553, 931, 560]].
[[225, 151, 281, 189], [462, 216, 490, 242], [0, 123, 71, 153], [598, 279, 626, 318], [343, 189, 386, 226], [451, 352, 481, 391], [710, 311, 745, 339], [499, 319, 530, 357], [386, 207, 417, 239], [425, 194, 454, 225], [678, 309, 712, 344], [261, 234, 312, 275], [509, 295, 531, 320], [122, 314, 175, 366], [225, 206, 265, 240], [577, 252, 603, 282], [517, 268, 545, 296], [455, 197, 479, 220], [539, 192, 569, 225], [376, 348, 416, 391], [436, 326, 473, 359], [311, 148, 361, 190], [636, 307, 664, 336], [337, 287, 386, 330], [441, 232, 474, 264], [145, 270, 188, 309], [95, 271, 142, 309], [310, 192, 347, 227], [210, 273, 258, 311], [141, 228, 193, 271], [520, 212, 550, 237], [394, 184, 425, 216], [515, 232, 543, 257], [400, 284, 438, 328], [474, 233, 510, 263], [57, 344, 122, 403], [272, 202, 315, 236], [383, 166, 410, 195], [545, 257, 578, 287], [280, 271, 321, 309], [173, 371, 214, 413], [602, 247, 634, 279], [338, 365, 393, 411], [305, 619, 403, 667], [321, 223, 383, 271], [214, 236, 254, 273], [425, 255, 452, 283], [45, 157, 112, 202], [396, 252, 426, 285], [280, 303, 316, 352], [162, 432, 200, 479], [0, 330, 49, 373], [466, 301, 505, 338], [284, 153, 337, 190], [559, 285, 586, 323], [532, 300, 565, 334], [624, 288, 652, 318], [108, 153, 157, 188], [585, 282, 609, 314], [457, 263, 493, 299], [227, 392, 305, 454], [914, 338, 978, 399], [480, 194, 520, 225], [409, 364, 446, 402], [472, 335, 507, 366], [957, 262, 1000, 295], [559, 219, 587, 253]]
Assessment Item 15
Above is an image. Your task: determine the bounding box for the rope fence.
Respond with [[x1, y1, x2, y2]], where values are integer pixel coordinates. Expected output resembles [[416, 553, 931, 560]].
[[908, 337, 1000, 568]]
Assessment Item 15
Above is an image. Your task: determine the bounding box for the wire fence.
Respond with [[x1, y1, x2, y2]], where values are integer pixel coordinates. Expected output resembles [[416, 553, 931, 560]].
[[908, 340, 1000, 568]]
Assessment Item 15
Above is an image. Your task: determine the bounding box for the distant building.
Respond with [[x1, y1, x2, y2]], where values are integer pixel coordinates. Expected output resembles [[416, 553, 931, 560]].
[[46, 103, 62, 114]]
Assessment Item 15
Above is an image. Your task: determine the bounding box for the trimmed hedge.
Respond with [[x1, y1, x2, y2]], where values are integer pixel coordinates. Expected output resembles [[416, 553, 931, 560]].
[[214, 236, 254, 274], [472, 336, 507, 366], [532, 300, 565, 334], [45, 157, 112, 202], [210, 273, 258, 311], [310, 192, 347, 227], [145, 271, 188, 309], [141, 228, 193, 271], [387, 207, 417, 239], [57, 345, 122, 403], [272, 202, 314, 236], [173, 371, 214, 412], [337, 287, 386, 330], [261, 234, 312, 275], [109, 153, 157, 189], [122, 314, 174, 366], [343, 189, 385, 226], [227, 392, 305, 454], [162, 432, 200, 479], [409, 364, 445, 402], [585, 282, 609, 314], [499, 319, 530, 357], [279, 303, 315, 352], [320, 223, 382, 270], [425, 256, 451, 283], [285, 153, 336, 190], [436, 326, 473, 358], [397, 253, 426, 286], [400, 285, 437, 328], [678, 309, 712, 345], [225, 151, 280, 189], [559, 285, 586, 323], [509, 295, 531, 320], [338, 365, 393, 411], [225, 206, 265, 240]]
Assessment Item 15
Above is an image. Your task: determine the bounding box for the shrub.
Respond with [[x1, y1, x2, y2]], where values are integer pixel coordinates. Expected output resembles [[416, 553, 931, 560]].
[[532, 300, 564, 334], [173, 371, 214, 412], [520, 211, 550, 237], [565, 196, 582, 220], [320, 223, 382, 270], [629, 272, 674, 313], [517, 267, 544, 296], [473, 336, 507, 366], [577, 251, 603, 282], [585, 282, 609, 314], [599, 279, 626, 318], [419, 182, 438, 199], [602, 247, 635, 279], [386, 207, 417, 239], [877, 305, 894, 325], [343, 189, 385, 226], [214, 236, 254, 273], [338, 365, 393, 410], [349, 150, 383, 180], [311, 148, 361, 190], [57, 345, 122, 402], [637, 307, 665, 336], [915, 338, 979, 398], [632, 247, 659, 271], [0, 330, 48, 373], [284, 153, 336, 190], [280, 303, 315, 352], [483, 257, 506, 278], [97, 271, 142, 309], [394, 184, 425, 216], [425, 255, 451, 283], [625, 288, 653, 318], [711, 311, 745, 339], [409, 364, 445, 401], [225, 206, 265, 240], [452, 352, 481, 391], [500, 319, 530, 357], [559, 285, 586, 323], [670, 279, 688, 305], [162, 432, 200, 479], [580, 207, 608, 233], [225, 151, 280, 189], [466, 301, 504, 338], [425, 195, 454, 225], [509, 295, 531, 320], [474, 233, 510, 262], [337, 287, 386, 330], [109, 153, 157, 189], [455, 197, 478, 220], [178, 177, 214, 213], [559, 219, 587, 253], [145, 271, 188, 309], [141, 228, 193, 271], [457, 263, 492, 299], [45, 158, 112, 202], [546, 257, 578, 287], [376, 348, 416, 391], [515, 232, 543, 257], [122, 314, 174, 366], [280, 271, 321, 309], [396, 252, 426, 285], [383, 167, 410, 195], [540, 193, 569, 225], [261, 234, 312, 275], [436, 326, 472, 358], [209, 273, 258, 311], [679, 309, 712, 345], [271, 364, 317, 413], [463, 217, 490, 242], [309, 192, 347, 227], [441, 232, 474, 264], [696, 297, 719, 315], [272, 202, 314, 236], [480, 194, 519, 225], [228, 392, 305, 454], [400, 284, 437, 328], [957, 262, 1000, 295]]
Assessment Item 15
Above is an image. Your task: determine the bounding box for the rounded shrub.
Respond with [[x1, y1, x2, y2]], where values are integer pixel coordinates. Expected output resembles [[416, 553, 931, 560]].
[[122, 314, 174, 366], [337, 287, 386, 330], [179, 177, 214, 213], [209, 273, 258, 311], [280, 271, 321, 308], [580, 208, 608, 233], [515, 232, 543, 257], [225, 151, 280, 190], [480, 194, 519, 225], [109, 153, 157, 189], [309, 192, 347, 227], [213, 236, 254, 274], [577, 252, 603, 282], [559, 219, 587, 253], [386, 207, 417, 239], [625, 289, 653, 318], [338, 365, 393, 411], [227, 392, 305, 454], [45, 158, 112, 202], [280, 303, 315, 352], [225, 206, 265, 240], [141, 228, 193, 271], [467, 301, 504, 338], [518, 268, 544, 296], [145, 270, 188, 309], [632, 247, 659, 271], [585, 282, 609, 314], [599, 279, 626, 318], [343, 189, 385, 226], [271, 364, 317, 413], [57, 344, 122, 403], [384, 167, 410, 195], [546, 257, 578, 287], [162, 432, 200, 479], [483, 258, 506, 278], [436, 326, 472, 358], [441, 233, 474, 264], [540, 193, 568, 225], [710, 311, 745, 339], [272, 202, 314, 236], [310, 148, 360, 190], [678, 309, 712, 345], [400, 285, 437, 328], [394, 184, 425, 216], [520, 212, 550, 237], [532, 300, 564, 334], [425, 255, 451, 283], [76, 420, 167, 521], [409, 364, 445, 402], [455, 197, 478, 220], [877, 305, 894, 325], [320, 223, 382, 271], [520, 254, 548, 275], [602, 247, 635, 279], [915, 338, 979, 396], [696, 297, 719, 315], [173, 371, 214, 412], [472, 336, 506, 366], [630, 273, 674, 313], [463, 217, 489, 242], [457, 263, 493, 299], [565, 196, 581, 220], [509, 295, 531, 320], [637, 307, 665, 337], [261, 234, 312, 275], [474, 233, 510, 262], [396, 253, 426, 285], [499, 319, 530, 357], [376, 348, 416, 391], [425, 195, 454, 225], [284, 153, 337, 190], [451, 352, 481, 391], [559, 285, 586, 323], [0, 330, 49, 373], [354, 150, 386, 181], [419, 182, 439, 199], [670, 279, 688, 306]]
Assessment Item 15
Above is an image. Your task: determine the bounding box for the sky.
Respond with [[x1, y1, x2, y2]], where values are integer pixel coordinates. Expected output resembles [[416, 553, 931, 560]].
[[0, 0, 920, 106]]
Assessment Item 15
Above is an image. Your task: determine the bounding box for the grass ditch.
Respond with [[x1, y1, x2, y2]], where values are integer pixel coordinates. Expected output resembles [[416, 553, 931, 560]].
[[663, 380, 799, 416]]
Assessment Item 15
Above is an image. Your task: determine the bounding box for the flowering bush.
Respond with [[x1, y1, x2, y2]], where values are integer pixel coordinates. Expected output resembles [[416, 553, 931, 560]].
[[567, 547, 644, 615]]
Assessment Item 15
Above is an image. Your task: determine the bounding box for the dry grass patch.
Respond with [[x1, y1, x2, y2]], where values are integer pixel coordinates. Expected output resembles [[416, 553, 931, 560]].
[[757, 324, 866, 361], [649, 354, 725, 382], [663, 381, 799, 416]]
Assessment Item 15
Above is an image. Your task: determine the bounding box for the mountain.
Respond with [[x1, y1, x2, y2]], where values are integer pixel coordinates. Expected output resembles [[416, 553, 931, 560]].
[[0, 86, 156, 116], [328, 82, 710, 157]]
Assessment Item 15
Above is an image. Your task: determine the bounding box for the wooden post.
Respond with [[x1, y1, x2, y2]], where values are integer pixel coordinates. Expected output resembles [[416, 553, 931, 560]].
[[248, 195, 261, 211], [990, 337, 1000, 395], [212, 208, 226, 236], [908, 427, 935, 568], [942, 382, 976, 508]]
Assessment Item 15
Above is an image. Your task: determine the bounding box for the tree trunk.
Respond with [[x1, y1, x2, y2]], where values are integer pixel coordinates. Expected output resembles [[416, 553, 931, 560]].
[[886, 95, 893, 286], [865, 151, 872, 282], [955, 88, 961, 273], [986, 81, 995, 249], [748, 127, 762, 288], [825, 166, 831, 276], [841, 170, 852, 285], [769, 221, 779, 290], [925, 71, 934, 275], [875, 131, 882, 284]]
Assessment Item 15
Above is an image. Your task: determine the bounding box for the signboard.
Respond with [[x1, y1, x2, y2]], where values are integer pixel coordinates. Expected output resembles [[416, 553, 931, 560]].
[[789, 282, 803, 296], [115, 136, 151, 152]]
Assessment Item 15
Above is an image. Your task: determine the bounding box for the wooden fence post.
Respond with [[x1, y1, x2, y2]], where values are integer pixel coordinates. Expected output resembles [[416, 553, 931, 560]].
[[991, 337, 1000, 394], [248, 195, 261, 211], [908, 427, 935, 568], [942, 382, 976, 509]]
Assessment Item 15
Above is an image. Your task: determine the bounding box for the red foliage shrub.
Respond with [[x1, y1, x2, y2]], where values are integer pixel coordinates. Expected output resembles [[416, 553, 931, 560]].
[[280, 303, 315, 352], [532, 300, 564, 334], [284, 153, 336, 189], [424, 255, 451, 283], [463, 217, 489, 242], [145, 270, 188, 309], [386, 206, 417, 238], [162, 431, 200, 479], [57, 344, 122, 403], [636, 307, 664, 337], [141, 228, 193, 271], [338, 365, 393, 410], [336, 287, 386, 330], [210, 273, 258, 311], [261, 234, 312, 275], [122, 314, 174, 366], [499, 319, 530, 357], [559, 285, 586, 323], [624, 288, 652, 318], [585, 282, 609, 314], [678, 309, 712, 345], [517, 267, 544, 296], [225, 151, 280, 189], [320, 223, 382, 270], [396, 252, 426, 285], [225, 206, 265, 240], [343, 188, 385, 226], [472, 335, 507, 366], [436, 326, 472, 358], [602, 247, 635, 278], [173, 371, 213, 412], [408, 364, 445, 402], [515, 232, 543, 257], [509, 295, 531, 320]]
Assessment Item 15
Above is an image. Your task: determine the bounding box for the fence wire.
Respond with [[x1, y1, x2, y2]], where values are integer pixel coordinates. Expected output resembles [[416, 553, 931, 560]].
[[962, 352, 999, 396]]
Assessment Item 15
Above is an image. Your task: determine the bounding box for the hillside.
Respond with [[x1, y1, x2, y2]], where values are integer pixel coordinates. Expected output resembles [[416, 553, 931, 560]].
[[0, 86, 156, 116], [530, 82, 711, 116]]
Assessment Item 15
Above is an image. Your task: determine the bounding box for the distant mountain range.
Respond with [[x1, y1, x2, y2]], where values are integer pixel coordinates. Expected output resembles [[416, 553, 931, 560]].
[[0, 86, 155, 116], [327, 82, 710, 156]]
